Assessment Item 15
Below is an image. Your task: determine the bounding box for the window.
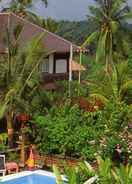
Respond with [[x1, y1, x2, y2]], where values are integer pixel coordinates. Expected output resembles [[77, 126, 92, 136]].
[[56, 59, 67, 73], [41, 59, 49, 73]]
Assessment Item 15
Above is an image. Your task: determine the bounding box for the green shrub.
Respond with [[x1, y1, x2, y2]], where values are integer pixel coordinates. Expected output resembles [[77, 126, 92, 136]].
[[31, 100, 131, 161]]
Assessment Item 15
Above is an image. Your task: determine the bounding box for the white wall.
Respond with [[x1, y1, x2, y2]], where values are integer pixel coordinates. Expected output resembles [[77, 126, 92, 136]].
[[56, 59, 67, 73], [49, 54, 54, 74]]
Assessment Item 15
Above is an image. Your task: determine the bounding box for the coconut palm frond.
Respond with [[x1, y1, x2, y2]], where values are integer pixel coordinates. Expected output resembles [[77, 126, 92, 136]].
[[83, 0, 132, 68], [112, 164, 132, 184], [53, 165, 63, 184], [84, 161, 94, 173], [41, 0, 48, 7], [84, 176, 98, 184], [118, 11, 132, 20], [96, 30, 108, 63], [0, 104, 7, 119], [89, 93, 109, 105], [97, 156, 112, 183], [111, 0, 127, 16], [120, 80, 132, 95], [81, 31, 99, 48], [110, 21, 119, 33]]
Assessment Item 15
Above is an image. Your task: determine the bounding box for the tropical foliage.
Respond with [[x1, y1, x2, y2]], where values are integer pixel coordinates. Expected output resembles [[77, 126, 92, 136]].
[[0, 0, 131, 179], [87, 60, 132, 104], [0, 0, 48, 12], [0, 27, 47, 147], [53, 156, 132, 184], [31, 101, 132, 161], [82, 0, 132, 70], [27, 13, 58, 33], [57, 20, 94, 45]]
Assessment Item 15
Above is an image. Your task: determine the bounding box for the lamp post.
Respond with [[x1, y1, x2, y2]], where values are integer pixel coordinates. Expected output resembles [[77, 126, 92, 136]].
[[69, 44, 73, 97], [69, 44, 73, 81], [79, 49, 82, 84]]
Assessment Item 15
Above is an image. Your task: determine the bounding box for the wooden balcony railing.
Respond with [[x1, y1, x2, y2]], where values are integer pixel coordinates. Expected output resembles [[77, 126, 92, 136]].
[[41, 73, 69, 83]]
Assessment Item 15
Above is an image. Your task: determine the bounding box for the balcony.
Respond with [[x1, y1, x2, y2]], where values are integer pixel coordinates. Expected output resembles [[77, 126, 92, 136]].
[[41, 73, 69, 83]]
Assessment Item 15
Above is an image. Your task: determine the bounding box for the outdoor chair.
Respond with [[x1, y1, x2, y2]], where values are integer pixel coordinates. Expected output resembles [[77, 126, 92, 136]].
[[5, 162, 19, 174]]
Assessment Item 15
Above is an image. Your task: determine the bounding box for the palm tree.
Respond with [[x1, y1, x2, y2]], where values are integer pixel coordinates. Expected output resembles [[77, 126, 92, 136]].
[[2, 0, 48, 10], [53, 157, 112, 184], [0, 26, 47, 148], [18, 0, 48, 6], [82, 0, 132, 71], [96, 156, 113, 184], [27, 13, 58, 33], [88, 61, 132, 104], [53, 157, 132, 184], [1, 0, 48, 18], [1, 0, 58, 33], [95, 156, 132, 184], [53, 161, 98, 184], [112, 164, 132, 184]]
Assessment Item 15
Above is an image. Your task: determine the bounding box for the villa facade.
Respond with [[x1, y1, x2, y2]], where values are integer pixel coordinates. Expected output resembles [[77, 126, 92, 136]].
[[0, 12, 86, 89]]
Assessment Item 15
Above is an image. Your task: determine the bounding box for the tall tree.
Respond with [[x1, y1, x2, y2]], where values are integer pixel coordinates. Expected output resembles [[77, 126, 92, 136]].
[[0, 0, 48, 17], [88, 61, 132, 104], [82, 0, 132, 71], [0, 26, 47, 147], [27, 13, 58, 33], [1, 0, 48, 9]]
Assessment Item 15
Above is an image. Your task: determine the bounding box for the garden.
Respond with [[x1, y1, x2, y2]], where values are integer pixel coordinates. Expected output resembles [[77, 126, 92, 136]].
[[0, 0, 132, 183]]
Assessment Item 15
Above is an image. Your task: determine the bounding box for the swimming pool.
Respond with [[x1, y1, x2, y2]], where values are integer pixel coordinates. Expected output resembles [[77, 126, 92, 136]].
[[0, 170, 63, 184]]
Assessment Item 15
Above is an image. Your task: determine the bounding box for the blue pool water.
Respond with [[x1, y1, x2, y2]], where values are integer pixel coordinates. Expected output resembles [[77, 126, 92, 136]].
[[2, 173, 56, 184]]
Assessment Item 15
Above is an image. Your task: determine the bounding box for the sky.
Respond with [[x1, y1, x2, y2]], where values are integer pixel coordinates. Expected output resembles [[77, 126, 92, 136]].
[[32, 0, 132, 20], [0, 0, 132, 20], [32, 0, 95, 20]]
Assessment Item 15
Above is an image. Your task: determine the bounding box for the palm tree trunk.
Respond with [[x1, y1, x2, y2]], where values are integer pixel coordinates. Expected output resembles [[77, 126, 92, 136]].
[[6, 111, 14, 148], [20, 126, 25, 165]]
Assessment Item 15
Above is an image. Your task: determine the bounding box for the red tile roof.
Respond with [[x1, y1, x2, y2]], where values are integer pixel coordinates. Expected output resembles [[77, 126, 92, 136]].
[[0, 12, 79, 53]]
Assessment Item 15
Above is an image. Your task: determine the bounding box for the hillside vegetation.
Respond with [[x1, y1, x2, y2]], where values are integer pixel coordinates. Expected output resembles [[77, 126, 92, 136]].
[[56, 20, 92, 45]]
